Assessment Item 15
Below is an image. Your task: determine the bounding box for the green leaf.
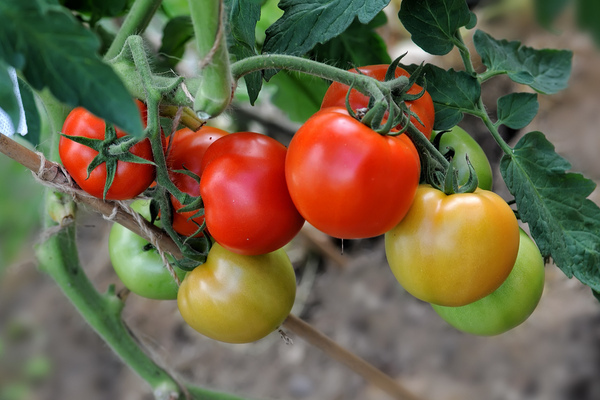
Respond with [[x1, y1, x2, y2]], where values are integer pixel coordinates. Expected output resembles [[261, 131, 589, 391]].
[[496, 92, 539, 130], [226, 0, 262, 104], [405, 63, 481, 130], [500, 131, 600, 291], [0, 63, 20, 133], [158, 16, 194, 69], [268, 71, 328, 123], [577, 0, 600, 47], [474, 30, 573, 94], [262, 0, 389, 57], [398, 0, 474, 55], [533, 0, 570, 28], [310, 12, 391, 69], [17, 78, 41, 144], [0, 1, 144, 137]]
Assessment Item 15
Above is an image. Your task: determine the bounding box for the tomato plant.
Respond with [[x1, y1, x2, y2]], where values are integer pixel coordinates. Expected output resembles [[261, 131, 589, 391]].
[[200, 132, 305, 255], [59, 100, 155, 200], [385, 185, 520, 307], [430, 126, 494, 190], [166, 126, 229, 237], [320, 64, 435, 139], [432, 229, 545, 336], [286, 107, 420, 239], [109, 200, 186, 300], [177, 243, 297, 344]]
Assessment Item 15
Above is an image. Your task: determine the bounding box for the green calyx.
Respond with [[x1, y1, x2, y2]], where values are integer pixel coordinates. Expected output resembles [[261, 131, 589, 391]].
[[429, 130, 479, 195], [60, 124, 153, 199]]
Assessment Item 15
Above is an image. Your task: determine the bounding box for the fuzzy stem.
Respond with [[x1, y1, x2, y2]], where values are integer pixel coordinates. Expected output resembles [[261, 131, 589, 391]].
[[104, 0, 163, 60]]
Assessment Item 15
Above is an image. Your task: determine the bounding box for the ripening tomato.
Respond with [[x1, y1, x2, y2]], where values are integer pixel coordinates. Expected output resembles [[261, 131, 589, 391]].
[[385, 185, 520, 307], [165, 126, 229, 237], [321, 64, 435, 138], [286, 107, 421, 239], [199, 132, 305, 255], [59, 100, 155, 200], [432, 229, 545, 336], [177, 243, 297, 343]]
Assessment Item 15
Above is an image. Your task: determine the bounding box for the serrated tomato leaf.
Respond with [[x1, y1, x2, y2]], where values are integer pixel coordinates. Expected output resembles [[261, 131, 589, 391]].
[[497, 92, 539, 130], [398, 0, 475, 55], [262, 0, 389, 57], [404, 63, 481, 130], [474, 30, 572, 94], [500, 131, 600, 291], [0, 1, 143, 137], [310, 12, 391, 70], [226, 0, 262, 104]]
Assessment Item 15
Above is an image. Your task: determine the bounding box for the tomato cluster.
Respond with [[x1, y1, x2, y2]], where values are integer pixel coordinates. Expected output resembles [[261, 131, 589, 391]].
[[59, 64, 544, 342]]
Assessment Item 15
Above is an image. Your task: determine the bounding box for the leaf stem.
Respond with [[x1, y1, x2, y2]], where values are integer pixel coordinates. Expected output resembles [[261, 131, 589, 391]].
[[230, 54, 389, 102], [453, 31, 476, 76], [104, 0, 163, 60]]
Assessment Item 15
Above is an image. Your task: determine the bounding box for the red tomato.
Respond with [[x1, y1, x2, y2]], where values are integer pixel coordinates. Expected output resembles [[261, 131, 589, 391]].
[[59, 100, 155, 200], [199, 132, 305, 255], [321, 65, 435, 138], [165, 127, 229, 237], [286, 107, 421, 239]]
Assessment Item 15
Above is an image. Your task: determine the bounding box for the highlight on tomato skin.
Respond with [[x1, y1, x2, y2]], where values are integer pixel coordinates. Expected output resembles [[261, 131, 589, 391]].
[[177, 243, 297, 344], [320, 64, 435, 139], [285, 106, 421, 240]]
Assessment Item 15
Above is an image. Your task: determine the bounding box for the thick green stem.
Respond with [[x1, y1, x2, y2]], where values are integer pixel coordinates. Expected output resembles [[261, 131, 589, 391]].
[[189, 0, 233, 119], [231, 54, 390, 102], [104, 0, 163, 60], [35, 213, 182, 399], [453, 31, 477, 76]]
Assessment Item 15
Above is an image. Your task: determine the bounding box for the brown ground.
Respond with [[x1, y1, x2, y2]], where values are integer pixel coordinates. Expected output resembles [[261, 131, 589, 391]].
[[2, 3, 600, 400]]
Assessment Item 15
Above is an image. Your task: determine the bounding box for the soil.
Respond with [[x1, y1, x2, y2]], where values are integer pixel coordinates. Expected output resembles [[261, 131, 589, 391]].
[[2, 4, 600, 400]]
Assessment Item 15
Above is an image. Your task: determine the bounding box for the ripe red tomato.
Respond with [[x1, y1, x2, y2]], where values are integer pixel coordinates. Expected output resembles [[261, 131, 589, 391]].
[[200, 132, 305, 255], [286, 107, 421, 239], [321, 65, 435, 139], [165, 126, 229, 237], [59, 100, 155, 200]]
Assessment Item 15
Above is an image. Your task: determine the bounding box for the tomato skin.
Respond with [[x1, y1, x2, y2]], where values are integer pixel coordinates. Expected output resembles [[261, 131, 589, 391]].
[[166, 127, 229, 237], [199, 132, 305, 255], [285, 107, 421, 239], [109, 200, 186, 300], [59, 100, 155, 200], [321, 64, 435, 139], [431, 126, 494, 190], [432, 229, 545, 335], [177, 243, 296, 343], [385, 185, 520, 307]]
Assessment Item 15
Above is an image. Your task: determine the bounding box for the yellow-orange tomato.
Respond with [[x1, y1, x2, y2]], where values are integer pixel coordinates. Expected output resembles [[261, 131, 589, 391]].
[[385, 185, 520, 306], [177, 243, 296, 344]]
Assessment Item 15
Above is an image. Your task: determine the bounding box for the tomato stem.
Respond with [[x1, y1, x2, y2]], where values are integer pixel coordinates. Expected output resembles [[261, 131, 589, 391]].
[[104, 0, 163, 60], [231, 54, 388, 103]]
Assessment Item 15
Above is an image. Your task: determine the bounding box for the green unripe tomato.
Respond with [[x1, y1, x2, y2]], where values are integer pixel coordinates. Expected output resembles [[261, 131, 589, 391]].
[[431, 126, 494, 190], [431, 229, 545, 336], [108, 199, 186, 300]]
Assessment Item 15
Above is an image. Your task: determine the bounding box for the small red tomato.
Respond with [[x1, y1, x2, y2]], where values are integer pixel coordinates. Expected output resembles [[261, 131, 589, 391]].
[[59, 100, 155, 200], [200, 132, 305, 255]]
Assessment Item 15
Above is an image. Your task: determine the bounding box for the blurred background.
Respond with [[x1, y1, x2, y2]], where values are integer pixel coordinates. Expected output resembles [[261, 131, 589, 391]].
[[2, 0, 600, 399]]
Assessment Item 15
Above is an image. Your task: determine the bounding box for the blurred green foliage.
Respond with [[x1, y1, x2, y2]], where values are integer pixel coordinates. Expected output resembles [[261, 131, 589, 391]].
[[0, 137, 43, 276]]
